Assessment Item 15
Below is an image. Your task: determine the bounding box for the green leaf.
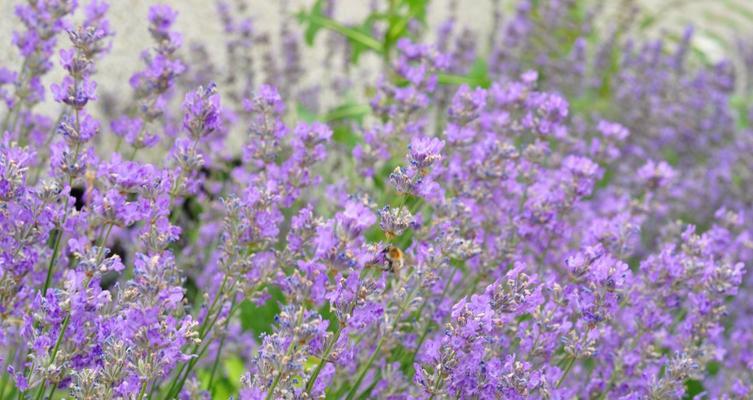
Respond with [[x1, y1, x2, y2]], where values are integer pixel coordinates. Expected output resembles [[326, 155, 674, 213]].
[[298, 0, 383, 63], [662, 147, 680, 167], [466, 58, 492, 88], [297, 12, 383, 62], [432, 58, 493, 88], [240, 286, 284, 339], [332, 125, 361, 150], [318, 301, 338, 332], [406, 0, 429, 21], [297, 103, 318, 123], [684, 379, 704, 399], [299, 0, 325, 46], [595, 166, 615, 190], [437, 72, 486, 87], [304, 356, 320, 372], [199, 370, 234, 399], [385, 14, 411, 51], [225, 356, 246, 382], [324, 102, 371, 122], [348, 21, 382, 63], [707, 361, 720, 376], [364, 224, 386, 243]]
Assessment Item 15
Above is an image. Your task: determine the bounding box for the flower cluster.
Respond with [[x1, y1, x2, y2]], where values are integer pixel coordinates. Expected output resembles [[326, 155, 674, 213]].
[[1, 0, 753, 399]]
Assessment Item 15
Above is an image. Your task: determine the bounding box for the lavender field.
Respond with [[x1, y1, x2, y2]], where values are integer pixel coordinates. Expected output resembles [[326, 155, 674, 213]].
[[2, 0, 753, 399]]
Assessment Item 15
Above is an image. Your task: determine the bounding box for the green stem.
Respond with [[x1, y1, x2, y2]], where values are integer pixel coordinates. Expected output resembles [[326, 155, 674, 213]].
[[33, 380, 45, 400], [436, 73, 483, 87], [146, 378, 158, 400], [163, 285, 225, 398], [557, 355, 577, 388], [205, 340, 224, 393], [42, 227, 65, 296], [0, 366, 9, 398], [427, 367, 445, 400], [46, 382, 58, 399], [355, 374, 380, 400], [265, 308, 304, 400], [163, 199, 246, 398], [304, 325, 342, 395], [42, 140, 81, 296], [167, 336, 212, 399], [95, 223, 115, 262], [136, 380, 149, 400], [33, 314, 71, 400], [345, 339, 384, 400], [0, 374, 7, 399], [197, 277, 229, 338], [165, 300, 240, 399], [114, 136, 123, 153], [405, 269, 458, 368], [2, 59, 30, 135], [206, 297, 238, 393], [345, 284, 419, 400], [0, 346, 17, 398], [29, 109, 65, 184], [1, 109, 12, 135]]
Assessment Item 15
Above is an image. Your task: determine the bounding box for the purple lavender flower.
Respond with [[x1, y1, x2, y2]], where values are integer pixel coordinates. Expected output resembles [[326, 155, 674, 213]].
[[638, 160, 676, 189], [409, 136, 445, 173], [182, 83, 222, 140], [0, 1, 752, 399]]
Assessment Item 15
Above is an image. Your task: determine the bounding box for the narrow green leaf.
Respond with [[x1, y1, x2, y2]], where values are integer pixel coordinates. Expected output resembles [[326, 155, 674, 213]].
[[332, 125, 361, 150], [298, 14, 383, 54], [324, 103, 371, 122], [299, 0, 326, 46]]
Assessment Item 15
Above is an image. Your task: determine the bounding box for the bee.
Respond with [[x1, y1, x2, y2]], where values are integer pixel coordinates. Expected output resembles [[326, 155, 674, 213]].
[[365, 244, 405, 275], [381, 245, 404, 275]]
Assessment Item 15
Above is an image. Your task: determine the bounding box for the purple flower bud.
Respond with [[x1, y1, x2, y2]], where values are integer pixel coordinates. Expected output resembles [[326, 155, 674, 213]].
[[51, 76, 97, 109], [409, 136, 445, 172], [182, 83, 222, 139]]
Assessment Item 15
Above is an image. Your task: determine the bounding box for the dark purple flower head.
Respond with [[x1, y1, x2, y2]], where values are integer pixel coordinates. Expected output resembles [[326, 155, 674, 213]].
[[148, 4, 178, 36], [244, 84, 285, 116], [290, 121, 332, 164], [409, 136, 444, 172], [0, 141, 33, 200], [378, 205, 413, 238], [597, 120, 629, 141], [449, 84, 487, 124], [182, 83, 222, 139], [51, 76, 97, 109], [111, 116, 159, 149], [56, 111, 99, 144], [340, 199, 376, 237]]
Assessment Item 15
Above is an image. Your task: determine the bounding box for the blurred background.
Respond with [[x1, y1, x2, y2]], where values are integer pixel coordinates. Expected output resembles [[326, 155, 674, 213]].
[[0, 0, 753, 142], [3, 0, 753, 113]]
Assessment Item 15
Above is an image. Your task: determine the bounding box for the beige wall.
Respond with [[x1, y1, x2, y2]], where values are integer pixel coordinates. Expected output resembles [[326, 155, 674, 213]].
[[1, 0, 752, 116], [0, 0, 492, 113]]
